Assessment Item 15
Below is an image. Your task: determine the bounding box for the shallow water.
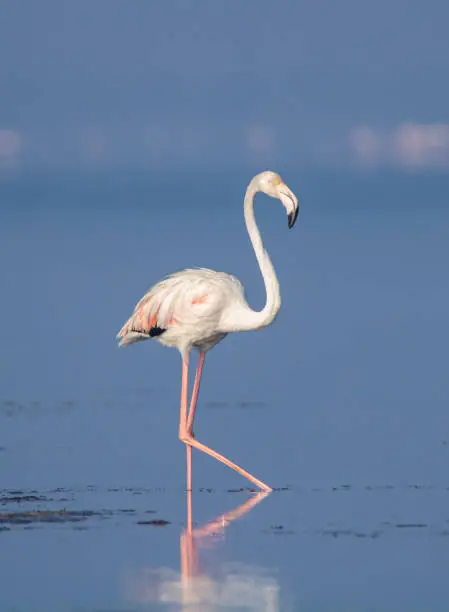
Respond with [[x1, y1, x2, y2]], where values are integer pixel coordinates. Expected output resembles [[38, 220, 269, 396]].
[[1, 170, 448, 610]]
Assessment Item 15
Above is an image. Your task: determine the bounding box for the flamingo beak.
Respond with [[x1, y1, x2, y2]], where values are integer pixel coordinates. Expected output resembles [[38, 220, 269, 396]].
[[278, 184, 299, 229], [287, 206, 299, 229]]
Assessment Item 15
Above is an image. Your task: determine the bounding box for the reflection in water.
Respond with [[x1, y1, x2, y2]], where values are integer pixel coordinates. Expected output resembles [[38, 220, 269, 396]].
[[127, 491, 279, 611]]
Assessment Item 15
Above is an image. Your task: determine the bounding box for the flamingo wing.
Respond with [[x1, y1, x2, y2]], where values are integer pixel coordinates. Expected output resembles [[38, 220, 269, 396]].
[[116, 293, 166, 346], [116, 268, 245, 348]]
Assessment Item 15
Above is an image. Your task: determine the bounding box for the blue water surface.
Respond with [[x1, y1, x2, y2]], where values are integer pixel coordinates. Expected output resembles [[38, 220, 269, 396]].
[[0, 169, 448, 611]]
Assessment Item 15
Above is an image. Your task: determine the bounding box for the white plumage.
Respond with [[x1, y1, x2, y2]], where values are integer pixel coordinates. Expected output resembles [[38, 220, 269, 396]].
[[117, 268, 245, 354]]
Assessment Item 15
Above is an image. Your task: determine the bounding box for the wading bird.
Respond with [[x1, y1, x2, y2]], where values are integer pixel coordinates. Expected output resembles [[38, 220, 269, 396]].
[[117, 171, 299, 492]]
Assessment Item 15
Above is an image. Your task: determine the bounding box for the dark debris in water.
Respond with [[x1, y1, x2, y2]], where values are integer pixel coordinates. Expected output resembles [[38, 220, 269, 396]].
[[2, 483, 449, 536], [0, 509, 105, 525], [267, 525, 295, 536], [1, 494, 48, 504], [355, 531, 382, 539], [321, 529, 382, 539], [0, 488, 165, 529]]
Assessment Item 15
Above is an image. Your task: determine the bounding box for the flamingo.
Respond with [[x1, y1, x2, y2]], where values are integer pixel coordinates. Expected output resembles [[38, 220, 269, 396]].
[[117, 171, 299, 493]]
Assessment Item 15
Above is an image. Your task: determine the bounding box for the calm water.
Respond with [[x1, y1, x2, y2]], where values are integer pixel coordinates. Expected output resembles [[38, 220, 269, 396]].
[[1, 170, 448, 611]]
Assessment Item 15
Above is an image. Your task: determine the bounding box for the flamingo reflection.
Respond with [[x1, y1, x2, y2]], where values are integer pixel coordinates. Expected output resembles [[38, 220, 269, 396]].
[[127, 490, 279, 611]]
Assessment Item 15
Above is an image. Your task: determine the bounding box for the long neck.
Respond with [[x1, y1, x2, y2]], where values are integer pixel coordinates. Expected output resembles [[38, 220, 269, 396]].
[[225, 182, 281, 332]]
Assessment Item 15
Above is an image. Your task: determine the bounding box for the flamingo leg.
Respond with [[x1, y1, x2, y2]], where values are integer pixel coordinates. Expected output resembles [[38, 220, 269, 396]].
[[183, 352, 206, 491], [179, 355, 192, 491], [182, 352, 205, 492], [186, 351, 206, 436], [179, 352, 272, 493]]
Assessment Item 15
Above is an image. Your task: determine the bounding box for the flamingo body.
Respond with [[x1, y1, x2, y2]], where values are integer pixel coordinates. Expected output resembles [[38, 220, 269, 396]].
[[117, 268, 246, 356]]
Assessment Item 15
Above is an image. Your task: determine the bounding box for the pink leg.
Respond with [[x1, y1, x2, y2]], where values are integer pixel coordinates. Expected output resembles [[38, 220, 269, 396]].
[[179, 355, 192, 491], [186, 351, 206, 436], [186, 444, 193, 492], [179, 352, 272, 493], [183, 352, 205, 491]]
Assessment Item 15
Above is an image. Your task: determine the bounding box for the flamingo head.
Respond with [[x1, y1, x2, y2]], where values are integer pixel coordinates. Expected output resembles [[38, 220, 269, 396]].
[[253, 171, 299, 229]]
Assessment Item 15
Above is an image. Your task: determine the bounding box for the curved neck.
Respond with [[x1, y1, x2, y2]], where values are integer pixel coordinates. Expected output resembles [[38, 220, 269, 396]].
[[234, 182, 281, 331]]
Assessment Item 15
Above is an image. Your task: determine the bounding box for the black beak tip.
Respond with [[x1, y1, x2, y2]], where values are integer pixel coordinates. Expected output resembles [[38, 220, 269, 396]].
[[288, 207, 299, 229]]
